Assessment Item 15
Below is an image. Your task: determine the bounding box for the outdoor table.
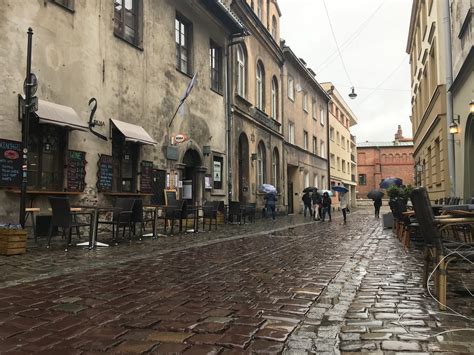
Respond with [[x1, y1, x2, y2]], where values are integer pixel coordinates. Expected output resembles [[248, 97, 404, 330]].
[[143, 205, 165, 238], [441, 204, 474, 211], [73, 205, 111, 249], [184, 205, 201, 233]]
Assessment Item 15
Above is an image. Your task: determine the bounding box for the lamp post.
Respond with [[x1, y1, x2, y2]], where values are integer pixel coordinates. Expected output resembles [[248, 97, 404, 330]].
[[19, 28, 35, 228]]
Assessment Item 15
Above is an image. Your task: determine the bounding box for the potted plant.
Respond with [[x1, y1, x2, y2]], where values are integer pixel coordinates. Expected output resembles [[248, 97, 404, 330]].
[[0, 224, 27, 256]]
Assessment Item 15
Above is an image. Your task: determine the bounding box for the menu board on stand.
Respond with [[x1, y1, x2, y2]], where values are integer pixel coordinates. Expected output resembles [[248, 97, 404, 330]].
[[97, 154, 113, 192], [140, 160, 153, 193], [0, 139, 22, 187], [66, 150, 87, 192]]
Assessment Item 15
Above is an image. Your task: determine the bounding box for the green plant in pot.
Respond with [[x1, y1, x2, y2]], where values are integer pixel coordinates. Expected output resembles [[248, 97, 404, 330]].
[[386, 185, 401, 201]]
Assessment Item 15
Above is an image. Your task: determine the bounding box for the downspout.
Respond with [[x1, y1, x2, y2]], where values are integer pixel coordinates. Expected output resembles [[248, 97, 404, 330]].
[[443, 0, 456, 196]]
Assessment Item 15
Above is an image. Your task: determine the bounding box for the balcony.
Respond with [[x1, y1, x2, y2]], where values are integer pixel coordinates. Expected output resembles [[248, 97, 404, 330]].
[[250, 107, 281, 132], [351, 154, 356, 163]]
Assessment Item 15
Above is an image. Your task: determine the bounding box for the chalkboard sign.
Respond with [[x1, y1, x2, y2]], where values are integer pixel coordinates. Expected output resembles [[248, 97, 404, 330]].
[[0, 139, 22, 187], [66, 150, 87, 192], [164, 189, 177, 206], [140, 160, 153, 193], [97, 154, 113, 192]]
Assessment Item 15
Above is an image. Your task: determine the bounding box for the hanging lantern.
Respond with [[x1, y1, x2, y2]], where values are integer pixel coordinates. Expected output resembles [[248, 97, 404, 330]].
[[349, 87, 357, 99]]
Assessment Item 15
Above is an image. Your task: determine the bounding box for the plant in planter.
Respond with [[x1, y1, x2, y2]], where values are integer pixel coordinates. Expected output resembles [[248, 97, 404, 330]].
[[0, 224, 27, 256]]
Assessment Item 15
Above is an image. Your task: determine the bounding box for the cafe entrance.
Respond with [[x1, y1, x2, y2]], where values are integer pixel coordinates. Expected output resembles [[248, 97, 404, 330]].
[[181, 148, 204, 205]]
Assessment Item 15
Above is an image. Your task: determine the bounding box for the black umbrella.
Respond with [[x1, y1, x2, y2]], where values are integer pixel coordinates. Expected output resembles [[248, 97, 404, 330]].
[[303, 186, 318, 193], [367, 189, 384, 200]]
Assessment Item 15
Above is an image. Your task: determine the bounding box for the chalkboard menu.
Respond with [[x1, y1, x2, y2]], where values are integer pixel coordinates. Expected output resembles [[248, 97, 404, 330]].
[[165, 189, 177, 206], [97, 154, 113, 192], [0, 139, 22, 187], [140, 160, 153, 193], [66, 150, 87, 192]]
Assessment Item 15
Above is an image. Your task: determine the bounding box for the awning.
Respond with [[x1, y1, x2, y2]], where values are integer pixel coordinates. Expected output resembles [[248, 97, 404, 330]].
[[35, 99, 89, 132], [110, 119, 157, 146]]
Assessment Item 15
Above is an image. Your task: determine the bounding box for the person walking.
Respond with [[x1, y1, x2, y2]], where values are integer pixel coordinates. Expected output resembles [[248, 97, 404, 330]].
[[321, 191, 332, 222], [264, 191, 277, 221], [374, 196, 382, 218], [302, 191, 312, 217], [311, 189, 322, 221], [339, 191, 349, 223]]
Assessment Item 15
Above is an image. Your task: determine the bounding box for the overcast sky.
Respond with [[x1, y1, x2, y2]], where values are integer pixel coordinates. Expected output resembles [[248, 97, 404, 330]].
[[277, 0, 413, 142]]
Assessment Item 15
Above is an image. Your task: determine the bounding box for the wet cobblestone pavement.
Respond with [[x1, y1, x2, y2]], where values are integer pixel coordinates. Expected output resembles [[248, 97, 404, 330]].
[[0, 208, 472, 354]]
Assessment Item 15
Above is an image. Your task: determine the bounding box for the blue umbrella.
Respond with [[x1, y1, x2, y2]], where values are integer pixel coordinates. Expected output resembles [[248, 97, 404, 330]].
[[380, 177, 403, 189], [332, 186, 349, 193]]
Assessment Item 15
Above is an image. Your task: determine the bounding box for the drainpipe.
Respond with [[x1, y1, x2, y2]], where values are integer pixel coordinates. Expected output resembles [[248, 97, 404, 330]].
[[443, 0, 456, 196]]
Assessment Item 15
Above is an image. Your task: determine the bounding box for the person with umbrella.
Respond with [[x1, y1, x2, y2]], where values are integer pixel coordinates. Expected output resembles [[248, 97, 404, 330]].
[[311, 188, 322, 221], [332, 185, 349, 223], [321, 191, 332, 222], [264, 190, 278, 221], [367, 189, 384, 218], [302, 189, 312, 217]]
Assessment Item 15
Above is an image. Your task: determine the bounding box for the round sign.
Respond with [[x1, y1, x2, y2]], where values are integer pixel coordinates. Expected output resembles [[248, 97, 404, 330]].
[[174, 134, 188, 144], [23, 73, 38, 96]]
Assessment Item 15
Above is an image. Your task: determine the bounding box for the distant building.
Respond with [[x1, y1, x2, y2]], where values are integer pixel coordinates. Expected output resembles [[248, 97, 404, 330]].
[[356, 126, 415, 198]]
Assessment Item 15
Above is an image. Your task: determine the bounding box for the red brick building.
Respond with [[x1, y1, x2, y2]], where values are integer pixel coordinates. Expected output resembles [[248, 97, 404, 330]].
[[356, 126, 414, 198]]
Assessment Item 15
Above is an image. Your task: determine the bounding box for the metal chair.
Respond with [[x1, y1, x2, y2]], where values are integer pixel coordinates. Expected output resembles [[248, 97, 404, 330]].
[[228, 201, 243, 224], [96, 198, 135, 244], [47, 197, 93, 251], [243, 203, 256, 224], [157, 200, 184, 235], [202, 201, 219, 231]]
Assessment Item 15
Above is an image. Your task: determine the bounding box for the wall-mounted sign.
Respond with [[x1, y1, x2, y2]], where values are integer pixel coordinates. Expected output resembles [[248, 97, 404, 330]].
[[0, 139, 22, 187], [66, 150, 87, 192], [97, 154, 113, 192], [173, 133, 188, 144], [140, 160, 153, 193], [213, 161, 221, 182]]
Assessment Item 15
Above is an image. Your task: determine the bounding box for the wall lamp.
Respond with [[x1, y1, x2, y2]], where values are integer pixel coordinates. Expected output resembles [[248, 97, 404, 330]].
[[449, 115, 460, 134], [470, 99, 474, 114]]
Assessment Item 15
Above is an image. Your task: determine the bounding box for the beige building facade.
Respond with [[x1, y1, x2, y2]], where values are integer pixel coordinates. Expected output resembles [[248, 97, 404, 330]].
[[281, 45, 330, 214], [321, 83, 358, 208], [406, 0, 450, 201], [0, 0, 243, 222], [450, 0, 474, 201]]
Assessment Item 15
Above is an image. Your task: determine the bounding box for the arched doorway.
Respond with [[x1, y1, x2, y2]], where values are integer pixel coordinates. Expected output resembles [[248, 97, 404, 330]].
[[238, 133, 249, 203], [464, 116, 474, 201], [182, 149, 202, 204]]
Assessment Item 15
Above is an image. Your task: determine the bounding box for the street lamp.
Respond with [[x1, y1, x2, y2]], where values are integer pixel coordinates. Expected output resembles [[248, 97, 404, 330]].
[[348, 87, 357, 99], [449, 115, 460, 134]]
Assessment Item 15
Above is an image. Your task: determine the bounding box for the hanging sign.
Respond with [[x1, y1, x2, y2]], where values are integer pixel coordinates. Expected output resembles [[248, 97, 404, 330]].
[[213, 161, 221, 182], [173, 133, 188, 144]]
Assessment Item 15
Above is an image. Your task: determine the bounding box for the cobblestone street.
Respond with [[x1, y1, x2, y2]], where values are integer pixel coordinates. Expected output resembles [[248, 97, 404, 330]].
[[0, 208, 473, 354]]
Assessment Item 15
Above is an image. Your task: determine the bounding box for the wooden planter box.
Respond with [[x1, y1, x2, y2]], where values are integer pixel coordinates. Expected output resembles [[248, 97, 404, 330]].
[[0, 229, 27, 256]]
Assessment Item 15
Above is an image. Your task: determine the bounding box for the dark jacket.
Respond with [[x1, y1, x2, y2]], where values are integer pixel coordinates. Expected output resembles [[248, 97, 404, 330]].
[[374, 197, 382, 207], [322, 195, 332, 208], [311, 192, 322, 205], [264, 192, 277, 206], [302, 192, 311, 205]]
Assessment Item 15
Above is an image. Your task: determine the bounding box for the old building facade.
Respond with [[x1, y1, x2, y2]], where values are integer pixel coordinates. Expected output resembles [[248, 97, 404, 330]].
[[406, 0, 450, 201], [281, 44, 330, 214], [321, 83, 358, 208], [450, 0, 474, 201], [0, 0, 244, 222], [356, 126, 415, 199]]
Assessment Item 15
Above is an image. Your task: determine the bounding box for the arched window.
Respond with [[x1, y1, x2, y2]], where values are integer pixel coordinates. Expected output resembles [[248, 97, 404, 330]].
[[271, 76, 278, 120], [272, 148, 279, 189], [271, 16, 278, 39], [257, 141, 266, 186], [256, 61, 265, 110], [236, 45, 246, 97]]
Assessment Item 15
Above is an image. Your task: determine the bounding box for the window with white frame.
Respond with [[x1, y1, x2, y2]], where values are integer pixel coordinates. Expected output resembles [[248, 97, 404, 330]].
[[312, 136, 317, 154], [257, 141, 266, 186], [337, 157, 340, 170], [336, 132, 340, 145], [342, 159, 346, 172], [303, 131, 308, 150], [320, 107, 325, 125], [175, 14, 192, 74], [271, 16, 277, 39], [272, 148, 279, 190], [320, 140, 325, 158], [330, 154, 335, 167], [321, 175, 326, 189], [329, 126, 334, 141], [288, 76, 294, 101], [303, 92, 308, 112], [236, 45, 246, 97], [312, 98, 317, 119], [271, 77, 278, 120], [314, 175, 319, 189], [304, 171, 309, 188], [288, 122, 295, 144], [209, 41, 222, 93], [256, 61, 264, 110]]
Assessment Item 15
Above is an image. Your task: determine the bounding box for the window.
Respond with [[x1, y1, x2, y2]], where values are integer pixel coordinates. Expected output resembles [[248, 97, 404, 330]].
[[271, 77, 278, 120], [336, 132, 340, 145], [314, 175, 319, 189], [341, 137, 345, 150], [271, 16, 278, 39], [213, 155, 223, 189], [288, 76, 294, 101], [303, 131, 308, 150], [304, 172, 310, 188], [329, 126, 334, 141], [236, 45, 246, 97], [51, 0, 74, 11], [321, 175, 326, 189], [288, 122, 295, 144], [330, 154, 335, 167], [435, 138, 440, 183], [114, 0, 141, 47], [256, 61, 265, 110], [312, 98, 317, 119], [337, 157, 341, 171], [176, 14, 192, 75], [272, 148, 280, 189], [342, 159, 346, 172], [358, 174, 367, 185], [27, 122, 67, 190], [209, 42, 222, 93], [257, 141, 266, 186], [320, 140, 325, 158], [257, 0, 263, 19], [320, 107, 325, 125], [303, 92, 308, 112], [312, 136, 317, 154]]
